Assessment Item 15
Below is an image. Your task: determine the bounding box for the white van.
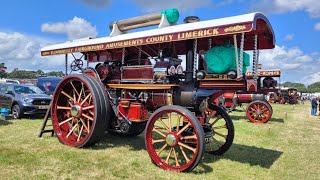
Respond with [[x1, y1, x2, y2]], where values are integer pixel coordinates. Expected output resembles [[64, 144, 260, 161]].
[[0, 79, 20, 84]]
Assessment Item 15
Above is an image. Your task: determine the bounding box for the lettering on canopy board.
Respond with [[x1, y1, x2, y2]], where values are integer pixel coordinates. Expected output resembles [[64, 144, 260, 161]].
[[41, 23, 252, 56], [246, 70, 281, 77]]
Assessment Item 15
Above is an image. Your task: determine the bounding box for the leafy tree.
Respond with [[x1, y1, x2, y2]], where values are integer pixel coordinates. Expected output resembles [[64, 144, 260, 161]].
[[36, 70, 45, 77], [45, 71, 65, 77], [280, 82, 308, 93], [308, 82, 320, 93]]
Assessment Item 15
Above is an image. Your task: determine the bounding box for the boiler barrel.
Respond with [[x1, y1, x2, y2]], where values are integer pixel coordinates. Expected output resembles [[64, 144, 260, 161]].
[[237, 94, 265, 103], [109, 8, 179, 32]]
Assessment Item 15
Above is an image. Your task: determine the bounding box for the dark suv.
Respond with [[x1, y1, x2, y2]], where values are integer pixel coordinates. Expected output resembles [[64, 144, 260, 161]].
[[0, 84, 52, 119]]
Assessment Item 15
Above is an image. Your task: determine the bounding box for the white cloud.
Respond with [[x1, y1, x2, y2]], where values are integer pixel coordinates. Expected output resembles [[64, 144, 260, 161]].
[[75, 0, 111, 8], [41, 17, 97, 40], [258, 45, 320, 84], [133, 0, 212, 12], [251, 0, 320, 18], [0, 31, 67, 73], [303, 72, 320, 85], [315, 22, 320, 31], [0, 32, 40, 60], [284, 34, 294, 41]]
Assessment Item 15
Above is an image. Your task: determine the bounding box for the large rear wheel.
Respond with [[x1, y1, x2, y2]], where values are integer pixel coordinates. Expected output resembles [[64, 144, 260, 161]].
[[51, 74, 109, 147], [205, 104, 234, 155], [145, 105, 205, 172]]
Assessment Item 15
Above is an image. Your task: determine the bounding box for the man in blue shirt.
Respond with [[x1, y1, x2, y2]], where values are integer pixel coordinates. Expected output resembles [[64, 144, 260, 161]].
[[311, 97, 318, 116]]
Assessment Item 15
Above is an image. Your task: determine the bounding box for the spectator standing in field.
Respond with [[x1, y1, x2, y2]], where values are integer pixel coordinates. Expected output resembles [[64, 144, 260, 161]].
[[318, 97, 320, 116], [311, 97, 318, 116]]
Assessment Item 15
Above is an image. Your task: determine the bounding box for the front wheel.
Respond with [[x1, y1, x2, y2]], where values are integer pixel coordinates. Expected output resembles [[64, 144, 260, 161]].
[[145, 105, 205, 172], [205, 104, 234, 155], [12, 104, 22, 119]]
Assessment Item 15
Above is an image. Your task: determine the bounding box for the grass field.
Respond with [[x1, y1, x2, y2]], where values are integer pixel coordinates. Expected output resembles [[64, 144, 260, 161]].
[[0, 103, 320, 180]]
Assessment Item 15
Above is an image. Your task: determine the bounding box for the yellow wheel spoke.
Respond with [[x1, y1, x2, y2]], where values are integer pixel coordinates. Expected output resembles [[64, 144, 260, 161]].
[[177, 122, 191, 136], [87, 120, 90, 132], [211, 137, 222, 147], [82, 113, 94, 121], [157, 143, 168, 156], [68, 101, 73, 107], [180, 134, 197, 140], [178, 142, 196, 153], [61, 91, 74, 101], [173, 148, 180, 166], [89, 110, 94, 116], [66, 123, 78, 138], [165, 147, 173, 164], [82, 105, 94, 111], [168, 113, 172, 130], [152, 138, 166, 144], [88, 95, 92, 103], [77, 124, 84, 142], [210, 115, 222, 126], [213, 124, 227, 130], [79, 118, 90, 133], [78, 83, 83, 102], [57, 106, 71, 110], [179, 146, 190, 163], [80, 93, 92, 106], [250, 107, 256, 112], [159, 119, 170, 132], [70, 81, 80, 97], [73, 90, 77, 103], [152, 128, 166, 137], [176, 115, 181, 132], [215, 131, 227, 139], [59, 117, 73, 126]]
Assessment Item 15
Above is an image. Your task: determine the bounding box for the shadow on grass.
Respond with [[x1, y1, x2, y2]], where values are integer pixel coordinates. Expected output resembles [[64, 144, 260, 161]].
[[229, 115, 284, 123], [0, 120, 12, 126], [229, 115, 247, 121], [269, 117, 284, 123], [203, 143, 283, 168], [91, 132, 146, 151], [89, 135, 282, 172]]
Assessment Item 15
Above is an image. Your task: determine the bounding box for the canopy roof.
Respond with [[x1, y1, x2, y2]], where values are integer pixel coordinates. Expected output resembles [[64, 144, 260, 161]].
[[41, 12, 275, 56]]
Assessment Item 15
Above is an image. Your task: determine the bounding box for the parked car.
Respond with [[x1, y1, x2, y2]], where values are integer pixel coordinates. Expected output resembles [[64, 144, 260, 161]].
[[0, 83, 52, 119], [35, 76, 62, 96]]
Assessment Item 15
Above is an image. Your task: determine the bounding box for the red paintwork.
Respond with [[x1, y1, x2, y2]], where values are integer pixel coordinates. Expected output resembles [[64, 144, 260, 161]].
[[122, 66, 153, 81], [145, 108, 201, 172], [118, 101, 148, 121]]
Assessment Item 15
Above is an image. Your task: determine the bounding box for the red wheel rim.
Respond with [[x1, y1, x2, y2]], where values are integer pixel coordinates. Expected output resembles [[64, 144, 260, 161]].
[[145, 108, 201, 172], [246, 101, 271, 123], [52, 76, 95, 147]]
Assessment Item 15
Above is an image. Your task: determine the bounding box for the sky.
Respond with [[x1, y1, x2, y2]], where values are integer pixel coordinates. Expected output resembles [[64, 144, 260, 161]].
[[0, 0, 319, 85]]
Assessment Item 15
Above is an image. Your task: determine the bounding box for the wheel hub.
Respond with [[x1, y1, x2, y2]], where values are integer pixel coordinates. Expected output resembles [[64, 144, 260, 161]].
[[71, 105, 81, 117], [166, 134, 177, 146], [256, 110, 261, 115]]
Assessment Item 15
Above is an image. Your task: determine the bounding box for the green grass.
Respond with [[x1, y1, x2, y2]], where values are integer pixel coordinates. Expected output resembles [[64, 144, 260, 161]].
[[1, 103, 320, 179]]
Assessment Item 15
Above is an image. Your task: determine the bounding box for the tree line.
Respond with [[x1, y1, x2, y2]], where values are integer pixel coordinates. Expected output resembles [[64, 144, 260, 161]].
[[0, 63, 64, 79], [1, 63, 320, 92], [280, 82, 320, 93]]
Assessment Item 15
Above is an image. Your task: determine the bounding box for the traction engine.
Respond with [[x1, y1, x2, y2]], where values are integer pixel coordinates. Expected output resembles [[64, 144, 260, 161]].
[[40, 9, 276, 172]]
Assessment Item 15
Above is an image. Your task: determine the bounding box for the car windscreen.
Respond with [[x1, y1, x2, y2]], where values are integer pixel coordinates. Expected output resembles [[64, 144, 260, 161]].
[[14, 85, 45, 94], [37, 78, 61, 93]]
